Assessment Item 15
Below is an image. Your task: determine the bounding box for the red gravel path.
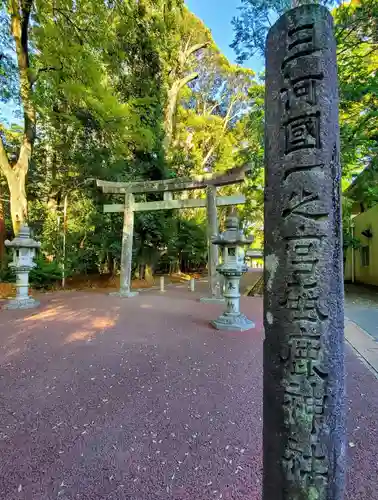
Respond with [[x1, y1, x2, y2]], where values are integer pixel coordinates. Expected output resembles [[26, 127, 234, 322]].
[[0, 284, 377, 499]]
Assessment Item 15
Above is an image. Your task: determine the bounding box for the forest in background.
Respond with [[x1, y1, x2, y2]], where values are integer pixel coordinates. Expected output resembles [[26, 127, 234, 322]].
[[0, 0, 376, 288]]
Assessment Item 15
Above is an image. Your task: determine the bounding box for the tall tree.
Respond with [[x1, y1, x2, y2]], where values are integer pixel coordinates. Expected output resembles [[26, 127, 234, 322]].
[[164, 7, 211, 150], [0, 0, 35, 234], [231, 0, 335, 61], [173, 47, 258, 176]]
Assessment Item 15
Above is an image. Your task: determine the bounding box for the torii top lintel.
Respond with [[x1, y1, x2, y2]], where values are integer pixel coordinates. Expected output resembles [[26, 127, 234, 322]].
[[96, 164, 251, 195]]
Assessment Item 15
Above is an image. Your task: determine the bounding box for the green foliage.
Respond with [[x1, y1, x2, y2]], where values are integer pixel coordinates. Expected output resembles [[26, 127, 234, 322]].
[[231, 0, 378, 233], [0, 0, 324, 282], [335, 0, 378, 183], [0, 251, 14, 281], [342, 198, 361, 254], [29, 257, 61, 289], [0, 253, 62, 289], [0, 0, 374, 284], [231, 0, 335, 61], [167, 218, 207, 263], [0, 8, 19, 113]]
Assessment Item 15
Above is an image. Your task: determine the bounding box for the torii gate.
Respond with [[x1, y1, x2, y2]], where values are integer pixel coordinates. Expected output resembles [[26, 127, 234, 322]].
[[97, 165, 250, 299]]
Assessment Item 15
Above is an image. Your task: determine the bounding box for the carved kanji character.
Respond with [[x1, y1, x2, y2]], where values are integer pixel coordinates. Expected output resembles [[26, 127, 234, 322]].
[[286, 237, 320, 276], [281, 73, 324, 111], [293, 337, 321, 360], [282, 23, 318, 71], [284, 112, 321, 154], [280, 282, 328, 322], [282, 188, 328, 221]]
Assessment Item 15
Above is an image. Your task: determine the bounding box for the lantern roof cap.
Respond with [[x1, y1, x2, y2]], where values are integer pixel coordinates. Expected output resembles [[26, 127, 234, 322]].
[[5, 224, 41, 249], [212, 209, 253, 247]]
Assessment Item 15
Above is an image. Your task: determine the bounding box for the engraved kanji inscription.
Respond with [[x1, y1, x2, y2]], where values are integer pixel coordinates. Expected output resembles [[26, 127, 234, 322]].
[[265, 6, 345, 499], [284, 224, 326, 241], [281, 335, 329, 494], [283, 437, 328, 492], [284, 112, 321, 154], [282, 23, 318, 71], [280, 281, 328, 323], [281, 74, 324, 111], [281, 336, 321, 363], [286, 237, 320, 278], [282, 188, 328, 220], [283, 163, 324, 181], [283, 374, 326, 424]]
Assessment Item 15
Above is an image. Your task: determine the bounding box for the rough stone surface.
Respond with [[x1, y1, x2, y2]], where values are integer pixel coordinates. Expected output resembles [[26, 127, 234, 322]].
[[97, 164, 250, 194], [200, 186, 222, 302], [3, 296, 40, 310], [264, 5, 345, 500], [109, 290, 139, 298], [211, 313, 255, 332], [103, 195, 246, 214], [0, 286, 376, 499], [199, 296, 225, 304]]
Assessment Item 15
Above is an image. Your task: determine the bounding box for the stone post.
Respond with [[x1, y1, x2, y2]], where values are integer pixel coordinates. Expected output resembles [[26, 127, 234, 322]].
[[111, 192, 138, 298], [189, 277, 195, 292], [264, 5, 345, 500], [200, 186, 224, 303], [160, 276, 165, 292]]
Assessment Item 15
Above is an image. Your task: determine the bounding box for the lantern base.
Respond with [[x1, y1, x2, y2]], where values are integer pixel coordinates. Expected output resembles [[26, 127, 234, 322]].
[[211, 313, 255, 332], [109, 290, 139, 298], [4, 296, 40, 310]]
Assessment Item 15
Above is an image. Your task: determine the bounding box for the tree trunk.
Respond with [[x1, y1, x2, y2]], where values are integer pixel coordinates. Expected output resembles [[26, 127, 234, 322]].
[[139, 264, 145, 280], [0, 189, 5, 269], [164, 41, 209, 150], [3, 162, 28, 235], [47, 148, 58, 212], [201, 98, 236, 169], [164, 73, 198, 150], [0, 0, 35, 235]]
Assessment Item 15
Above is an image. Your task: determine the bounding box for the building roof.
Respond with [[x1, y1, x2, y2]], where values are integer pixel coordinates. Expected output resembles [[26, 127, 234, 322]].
[[246, 249, 263, 258]]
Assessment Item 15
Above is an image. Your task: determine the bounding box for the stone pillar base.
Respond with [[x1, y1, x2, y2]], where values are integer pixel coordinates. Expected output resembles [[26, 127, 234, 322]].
[[109, 290, 139, 298], [211, 313, 254, 332], [200, 296, 225, 304], [4, 297, 40, 310]]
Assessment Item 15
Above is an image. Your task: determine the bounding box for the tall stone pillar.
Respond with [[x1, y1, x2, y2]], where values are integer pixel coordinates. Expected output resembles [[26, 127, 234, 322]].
[[264, 5, 345, 500], [200, 186, 224, 303], [111, 192, 138, 298]]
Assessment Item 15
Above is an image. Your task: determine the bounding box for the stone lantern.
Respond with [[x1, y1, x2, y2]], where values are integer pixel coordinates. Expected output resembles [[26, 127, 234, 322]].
[[4, 224, 41, 309], [210, 209, 254, 331]]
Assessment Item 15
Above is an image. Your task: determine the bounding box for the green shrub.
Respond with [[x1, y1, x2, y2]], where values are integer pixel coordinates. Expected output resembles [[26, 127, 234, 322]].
[[29, 258, 62, 289], [0, 252, 14, 282]]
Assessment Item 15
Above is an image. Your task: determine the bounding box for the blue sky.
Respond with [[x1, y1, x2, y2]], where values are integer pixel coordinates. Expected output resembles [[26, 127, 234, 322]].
[[185, 0, 264, 74]]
